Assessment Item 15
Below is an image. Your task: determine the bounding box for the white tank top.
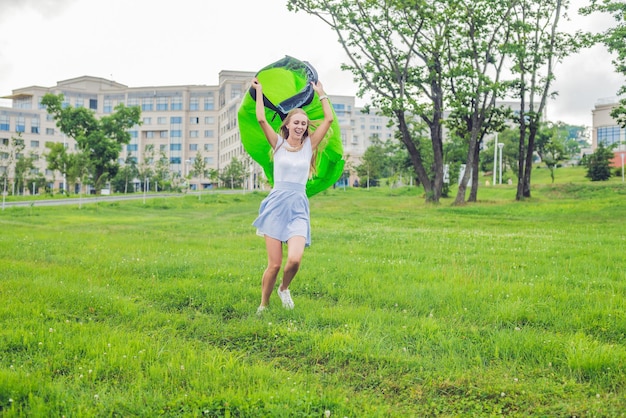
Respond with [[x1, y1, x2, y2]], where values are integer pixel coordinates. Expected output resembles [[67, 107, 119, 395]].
[[273, 136, 312, 185]]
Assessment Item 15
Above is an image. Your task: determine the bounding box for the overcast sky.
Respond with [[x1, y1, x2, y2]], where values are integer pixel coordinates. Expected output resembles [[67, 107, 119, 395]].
[[0, 0, 622, 128]]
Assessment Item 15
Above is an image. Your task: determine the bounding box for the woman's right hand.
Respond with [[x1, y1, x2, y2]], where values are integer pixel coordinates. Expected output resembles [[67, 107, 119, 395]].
[[251, 77, 262, 92]]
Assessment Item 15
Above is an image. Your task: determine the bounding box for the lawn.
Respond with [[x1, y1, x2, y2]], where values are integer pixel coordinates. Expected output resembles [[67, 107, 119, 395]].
[[1, 167, 625, 417]]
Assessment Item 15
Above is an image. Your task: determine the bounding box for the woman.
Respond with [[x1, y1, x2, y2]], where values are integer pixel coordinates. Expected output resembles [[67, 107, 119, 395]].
[[251, 76, 334, 314]]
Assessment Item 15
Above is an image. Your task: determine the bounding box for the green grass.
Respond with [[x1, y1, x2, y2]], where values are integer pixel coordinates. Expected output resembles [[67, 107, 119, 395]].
[[1, 168, 626, 417]]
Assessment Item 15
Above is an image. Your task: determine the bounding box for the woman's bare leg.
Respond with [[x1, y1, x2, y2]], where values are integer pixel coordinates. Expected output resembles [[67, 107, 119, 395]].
[[280, 236, 306, 291], [260, 236, 283, 307]]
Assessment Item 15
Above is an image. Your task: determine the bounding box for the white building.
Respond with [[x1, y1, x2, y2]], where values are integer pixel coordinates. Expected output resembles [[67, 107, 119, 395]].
[[592, 97, 626, 168], [592, 98, 625, 151]]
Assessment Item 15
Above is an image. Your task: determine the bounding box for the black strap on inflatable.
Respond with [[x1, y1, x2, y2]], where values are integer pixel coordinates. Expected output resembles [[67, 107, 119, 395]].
[[248, 56, 319, 122]]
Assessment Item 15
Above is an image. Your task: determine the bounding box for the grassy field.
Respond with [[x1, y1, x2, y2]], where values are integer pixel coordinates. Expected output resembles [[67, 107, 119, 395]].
[[1, 167, 625, 417]]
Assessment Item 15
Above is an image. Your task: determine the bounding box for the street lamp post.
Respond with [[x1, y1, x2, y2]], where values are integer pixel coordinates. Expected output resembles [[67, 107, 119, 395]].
[[2, 177, 6, 211], [498, 143, 504, 185], [493, 133, 498, 186], [185, 159, 191, 193]]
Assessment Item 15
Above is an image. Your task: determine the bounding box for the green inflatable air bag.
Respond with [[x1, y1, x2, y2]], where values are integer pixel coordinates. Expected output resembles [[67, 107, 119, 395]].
[[237, 56, 345, 197]]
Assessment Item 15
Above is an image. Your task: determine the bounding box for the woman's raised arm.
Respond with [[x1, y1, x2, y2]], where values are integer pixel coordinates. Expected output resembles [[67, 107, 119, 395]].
[[252, 77, 278, 149], [309, 81, 334, 151]]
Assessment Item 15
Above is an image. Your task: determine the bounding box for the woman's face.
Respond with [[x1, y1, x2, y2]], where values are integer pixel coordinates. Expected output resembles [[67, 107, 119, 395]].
[[287, 112, 308, 140]]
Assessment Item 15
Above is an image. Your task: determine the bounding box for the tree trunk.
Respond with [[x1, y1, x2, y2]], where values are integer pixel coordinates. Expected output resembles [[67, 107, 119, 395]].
[[395, 111, 432, 195], [429, 78, 445, 203], [522, 127, 538, 198], [468, 142, 481, 202]]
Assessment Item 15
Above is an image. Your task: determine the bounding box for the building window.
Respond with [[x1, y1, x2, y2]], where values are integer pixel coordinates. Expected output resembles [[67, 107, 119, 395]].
[[46, 128, 55, 135], [204, 157, 214, 164], [204, 143, 214, 152], [75, 98, 84, 108], [30, 140, 40, 148], [146, 131, 154, 139], [156, 97, 168, 111], [160, 131, 168, 138], [204, 95, 214, 110], [204, 130, 214, 138], [142, 98, 153, 111], [143, 117, 152, 125], [104, 99, 113, 113], [190, 97, 199, 111], [190, 117, 199, 124], [31, 117, 40, 134], [171, 130, 182, 138], [16, 116, 25, 133], [128, 98, 139, 107], [0, 115, 9, 131], [333, 103, 346, 117], [597, 126, 623, 147], [204, 116, 215, 124], [89, 99, 98, 110], [189, 144, 198, 151], [129, 130, 138, 138], [157, 117, 167, 124], [159, 144, 167, 152], [170, 116, 182, 124], [190, 130, 199, 138], [231, 86, 242, 99], [15, 97, 32, 109], [127, 144, 138, 151], [170, 144, 182, 151], [171, 97, 183, 111]]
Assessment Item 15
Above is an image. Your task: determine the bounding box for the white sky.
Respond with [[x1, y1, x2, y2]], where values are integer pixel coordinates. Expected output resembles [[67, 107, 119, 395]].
[[0, 0, 623, 128]]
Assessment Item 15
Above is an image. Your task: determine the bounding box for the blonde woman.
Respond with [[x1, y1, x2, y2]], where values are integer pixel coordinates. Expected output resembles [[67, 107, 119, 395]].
[[251, 77, 333, 313]]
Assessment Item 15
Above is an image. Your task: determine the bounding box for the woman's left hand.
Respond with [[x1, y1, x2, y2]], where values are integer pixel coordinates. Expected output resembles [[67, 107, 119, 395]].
[[311, 80, 325, 96]]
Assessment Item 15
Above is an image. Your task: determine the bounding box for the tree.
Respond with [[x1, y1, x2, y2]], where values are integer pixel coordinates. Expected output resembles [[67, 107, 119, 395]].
[[207, 168, 219, 189], [355, 138, 387, 187], [507, 0, 589, 200], [0, 133, 25, 196], [45, 142, 91, 195], [137, 145, 155, 193], [535, 122, 566, 183], [189, 151, 210, 198], [41, 93, 141, 194], [111, 153, 139, 193], [444, 0, 514, 204], [13, 153, 36, 195], [220, 157, 246, 189], [153, 152, 171, 191], [582, 0, 626, 128], [585, 142, 614, 181], [288, 0, 450, 202]]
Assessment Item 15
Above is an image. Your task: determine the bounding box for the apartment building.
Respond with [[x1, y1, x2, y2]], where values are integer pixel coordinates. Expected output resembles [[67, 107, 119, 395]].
[[0, 74, 394, 193]]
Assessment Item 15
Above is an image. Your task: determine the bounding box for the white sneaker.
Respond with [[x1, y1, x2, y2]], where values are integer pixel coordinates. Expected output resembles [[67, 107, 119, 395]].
[[277, 288, 294, 309], [256, 305, 267, 316]]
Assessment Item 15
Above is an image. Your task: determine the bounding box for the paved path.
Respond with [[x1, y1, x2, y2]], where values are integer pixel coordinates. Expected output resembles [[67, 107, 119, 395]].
[[0, 190, 248, 209]]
